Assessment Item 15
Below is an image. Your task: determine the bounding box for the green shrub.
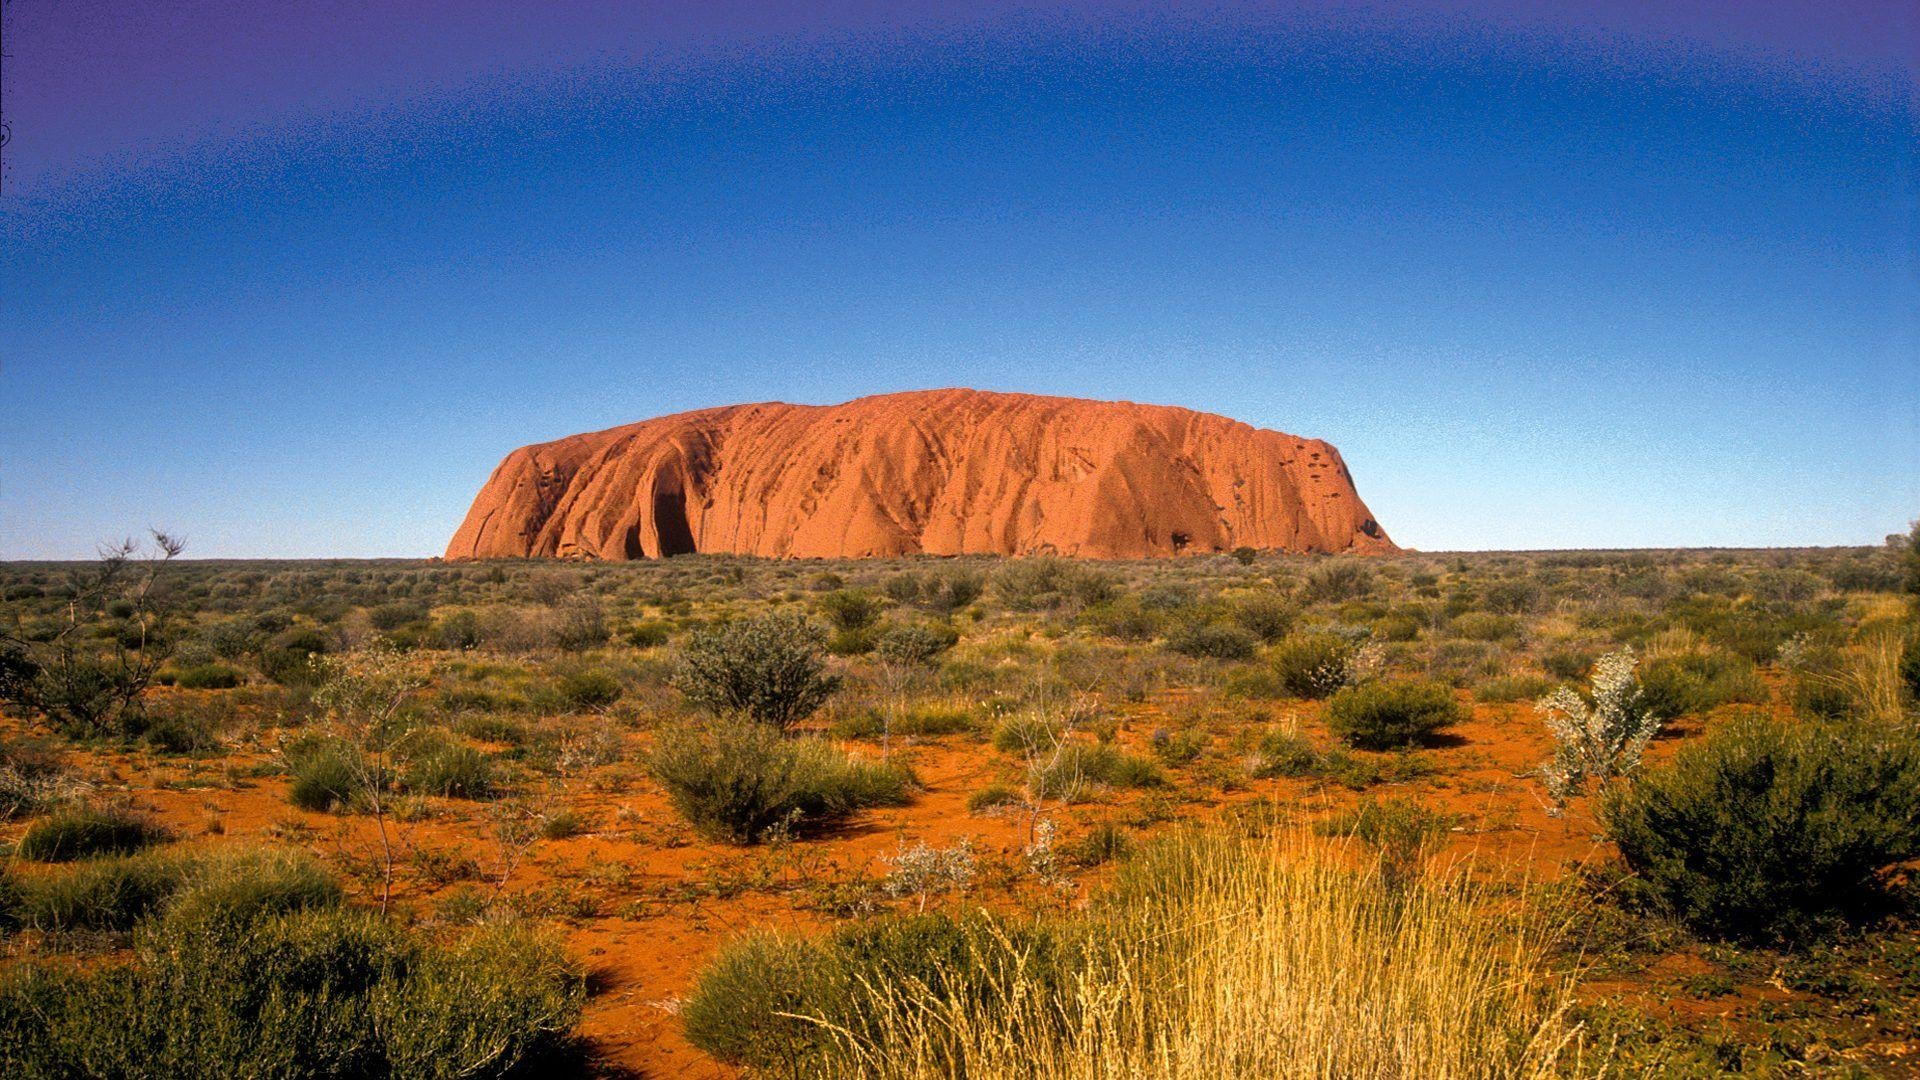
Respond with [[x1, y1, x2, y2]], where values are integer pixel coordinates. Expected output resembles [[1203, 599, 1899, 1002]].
[[681, 932, 828, 1072], [1602, 715, 1920, 943], [836, 705, 977, 740], [1165, 622, 1259, 662], [1229, 594, 1296, 643], [1324, 680, 1464, 750], [992, 558, 1119, 612], [648, 721, 913, 843], [554, 668, 622, 711], [1371, 613, 1422, 643], [889, 707, 977, 737], [160, 848, 343, 930], [142, 707, 222, 754], [260, 626, 331, 686], [874, 622, 958, 666], [819, 590, 884, 633], [169, 663, 243, 690], [1251, 728, 1322, 778], [369, 601, 430, 632], [1902, 634, 1920, 701], [17, 805, 169, 862], [1074, 822, 1133, 866], [1792, 673, 1856, 722], [684, 912, 1080, 1077], [825, 626, 876, 656], [1149, 727, 1208, 766], [991, 712, 1062, 755], [15, 853, 184, 931], [966, 783, 1021, 814], [621, 620, 672, 649], [1030, 743, 1163, 801], [453, 713, 530, 745], [283, 735, 369, 812], [674, 613, 841, 731], [1638, 651, 1768, 721], [0, 738, 72, 820], [404, 744, 496, 799], [1269, 633, 1361, 699], [1450, 612, 1521, 642], [0, 909, 583, 1078], [1541, 647, 1597, 681], [1304, 561, 1373, 602], [1082, 598, 1163, 642], [1476, 674, 1555, 704], [433, 609, 484, 650], [1318, 796, 1456, 882]]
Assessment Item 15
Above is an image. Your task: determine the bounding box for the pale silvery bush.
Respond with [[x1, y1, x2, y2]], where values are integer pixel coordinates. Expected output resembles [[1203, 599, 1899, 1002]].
[[1536, 647, 1659, 809], [881, 837, 977, 911]]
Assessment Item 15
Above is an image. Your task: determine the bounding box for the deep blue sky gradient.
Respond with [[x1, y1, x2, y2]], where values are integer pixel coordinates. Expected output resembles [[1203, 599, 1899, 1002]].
[[3, 5, 1915, 556]]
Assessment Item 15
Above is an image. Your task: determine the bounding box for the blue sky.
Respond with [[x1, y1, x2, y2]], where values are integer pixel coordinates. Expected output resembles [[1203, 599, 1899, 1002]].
[[2, 3, 1915, 557]]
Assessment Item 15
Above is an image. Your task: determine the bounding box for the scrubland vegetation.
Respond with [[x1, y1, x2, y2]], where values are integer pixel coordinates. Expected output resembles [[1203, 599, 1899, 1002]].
[[2, 526, 1918, 1076]]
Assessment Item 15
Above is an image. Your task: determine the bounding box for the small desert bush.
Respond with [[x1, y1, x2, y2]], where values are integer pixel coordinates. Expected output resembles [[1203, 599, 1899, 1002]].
[[404, 743, 496, 799], [1540, 646, 1597, 681], [992, 557, 1119, 612], [1317, 796, 1456, 884], [648, 721, 913, 843], [1324, 680, 1463, 750], [12, 846, 340, 935], [1534, 647, 1660, 805], [1082, 597, 1163, 642], [1250, 727, 1322, 778], [1030, 743, 1164, 801], [1165, 621, 1259, 662], [1229, 593, 1296, 643], [991, 712, 1063, 755], [141, 705, 224, 754], [674, 612, 841, 730], [17, 804, 169, 862], [836, 705, 977, 740], [1602, 714, 1920, 943], [13, 853, 184, 932], [684, 911, 1083, 1077], [1371, 612, 1422, 643], [819, 589, 885, 633], [1269, 632, 1364, 699], [1148, 727, 1208, 766], [1637, 650, 1768, 721], [0, 909, 583, 1078], [1475, 674, 1555, 703], [1303, 560, 1374, 602], [621, 619, 672, 648], [966, 783, 1021, 814], [283, 734, 369, 812], [684, 829, 1580, 1080], [159, 847, 344, 929], [1449, 612, 1522, 642], [875, 622, 959, 667], [0, 739, 79, 820], [554, 668, 623, 711]]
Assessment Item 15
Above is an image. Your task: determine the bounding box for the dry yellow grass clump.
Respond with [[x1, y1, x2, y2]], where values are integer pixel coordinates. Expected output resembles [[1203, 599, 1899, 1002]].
[[811, 831, 1587, 1080]]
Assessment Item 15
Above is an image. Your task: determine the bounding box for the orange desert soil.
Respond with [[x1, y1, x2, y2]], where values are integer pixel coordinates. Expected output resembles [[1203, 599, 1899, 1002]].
[[447, 389, 1396, 561], [5, 683, 1696, 1079]]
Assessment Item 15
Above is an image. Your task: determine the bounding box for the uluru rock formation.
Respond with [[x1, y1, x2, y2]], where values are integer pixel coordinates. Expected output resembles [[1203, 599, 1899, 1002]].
[[446, 389, 1395, 560]]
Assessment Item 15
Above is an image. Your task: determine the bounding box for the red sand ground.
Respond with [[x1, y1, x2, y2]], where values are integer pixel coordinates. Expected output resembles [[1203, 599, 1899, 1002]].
[[8, 679, 1680, 1078]]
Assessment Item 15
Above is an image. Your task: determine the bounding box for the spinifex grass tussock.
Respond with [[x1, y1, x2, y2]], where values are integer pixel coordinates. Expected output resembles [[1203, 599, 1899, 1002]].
[[689, 829, 1589, 1080]]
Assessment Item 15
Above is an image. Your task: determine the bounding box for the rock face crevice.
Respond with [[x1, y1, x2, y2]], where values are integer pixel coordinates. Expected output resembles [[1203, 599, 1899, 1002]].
[[445, 389, 1396, 560]]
